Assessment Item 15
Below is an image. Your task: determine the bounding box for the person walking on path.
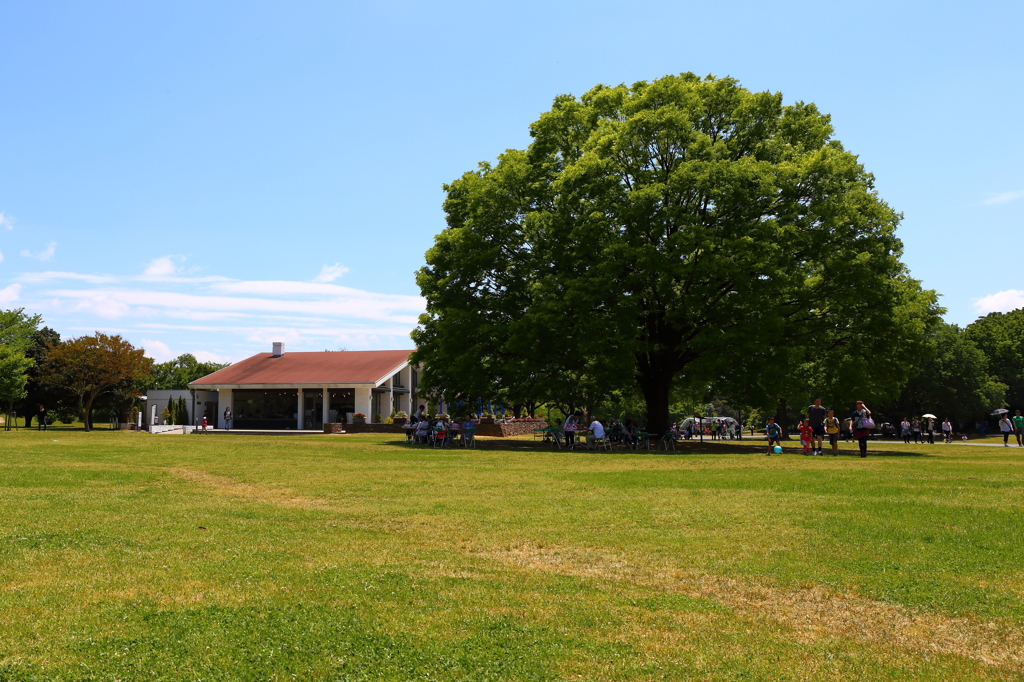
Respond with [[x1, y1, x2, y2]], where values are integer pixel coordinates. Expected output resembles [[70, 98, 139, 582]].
[[926, 417, 936, 444], [1000, 414, 1014, 446], [37, 405, 47, 431], [911, 418, 922, 443], [765, 417, 783, 455], [1013, 410, 1024, 447], [223, 406, 232, 431], [901, 418, 912, 444], [825, 410, 841, 455], [851, 401, 873, 458], [941, 418, 953, 444], [807, 398, 828, 456]]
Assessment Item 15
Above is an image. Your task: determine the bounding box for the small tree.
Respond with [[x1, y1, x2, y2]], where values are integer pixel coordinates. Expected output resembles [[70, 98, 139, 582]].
[[178, 396, 189, 425], [0, 347, 33, 430], [39, 333, 153, 432]]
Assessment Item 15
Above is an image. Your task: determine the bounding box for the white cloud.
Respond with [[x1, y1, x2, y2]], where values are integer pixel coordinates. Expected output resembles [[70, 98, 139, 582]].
[[974, 289, 1024, 314], [73, 293, 132, 319], [0, 213, 14, 230], [142, 339, 175, 363], [313, 263, 349, 283], [982, 190, 1024, 206], [246, 328, 303, 346], [0, 283, 22, 307], [0, 250, 4, 263], [21, 241, 57, 261], [193, 350, 228, 364], [143, 256, 178, 277], [17, 271, 120, 284]]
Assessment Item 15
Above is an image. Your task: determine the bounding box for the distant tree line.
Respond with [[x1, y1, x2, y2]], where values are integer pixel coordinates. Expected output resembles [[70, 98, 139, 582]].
[[0, 308, 228, 431]]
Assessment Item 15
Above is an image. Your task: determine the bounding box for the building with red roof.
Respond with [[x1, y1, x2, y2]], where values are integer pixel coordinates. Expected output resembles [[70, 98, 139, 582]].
[[188, 343, 417, 429]]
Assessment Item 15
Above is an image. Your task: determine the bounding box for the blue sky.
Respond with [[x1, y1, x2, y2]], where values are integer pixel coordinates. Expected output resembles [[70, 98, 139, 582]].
[[2, 0, 1022, 363]]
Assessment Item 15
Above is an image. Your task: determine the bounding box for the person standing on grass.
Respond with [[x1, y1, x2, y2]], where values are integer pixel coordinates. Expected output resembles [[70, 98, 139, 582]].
[[941, 418, 953, 443], [798, 419, 814, 455], [563, 411, 581, 450], [901, 417, 912, 444], [223, 406, 232, 431], [765, 416, 782, 455], [1000, 414, 1014, 447], [1013, 410, 1024, 447], [37, 405, 47, 431], [851, 400, 873, 458], [825, 410, 841, 455], [807, 397, 827, 456]]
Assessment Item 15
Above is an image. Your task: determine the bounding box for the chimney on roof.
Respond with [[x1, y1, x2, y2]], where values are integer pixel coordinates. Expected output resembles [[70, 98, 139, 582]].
[[272, 342, 285, 357]]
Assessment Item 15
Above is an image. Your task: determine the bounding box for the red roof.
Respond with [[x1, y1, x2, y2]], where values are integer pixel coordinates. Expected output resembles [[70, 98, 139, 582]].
[[189, 350, 414, 387]]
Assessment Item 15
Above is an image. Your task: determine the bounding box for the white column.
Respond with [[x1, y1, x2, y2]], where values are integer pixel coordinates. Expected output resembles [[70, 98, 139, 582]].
[[355, 386, 372, 422], [218, 389, 233, 428], [297, 388, 304, 430], [321, 387, 329, 427]]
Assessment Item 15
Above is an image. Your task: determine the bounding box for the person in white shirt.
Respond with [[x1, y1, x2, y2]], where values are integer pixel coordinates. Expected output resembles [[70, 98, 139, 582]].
[[586, 417, 605, 449]]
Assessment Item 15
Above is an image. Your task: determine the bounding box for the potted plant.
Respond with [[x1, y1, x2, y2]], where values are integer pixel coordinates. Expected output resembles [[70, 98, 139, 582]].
[[392, 410, 408, 426], [479, 412, 495, 424], [352, 412, 366, 425]]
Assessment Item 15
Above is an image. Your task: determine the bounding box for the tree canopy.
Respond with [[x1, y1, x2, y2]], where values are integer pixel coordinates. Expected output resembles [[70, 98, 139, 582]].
[[148, 353, 229, 390], [39, 333, 153, 431], [965, 309, 1024, 412], [413, 73, 939, 432]]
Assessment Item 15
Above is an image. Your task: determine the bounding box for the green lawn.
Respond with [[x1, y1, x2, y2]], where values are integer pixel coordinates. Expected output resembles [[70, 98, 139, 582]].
[[1, 432, 1023, 681]]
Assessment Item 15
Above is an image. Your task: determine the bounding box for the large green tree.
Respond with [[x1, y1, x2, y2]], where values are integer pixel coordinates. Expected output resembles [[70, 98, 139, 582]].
[[414, 73, 938, 432], [965, 309, 1024, 412]]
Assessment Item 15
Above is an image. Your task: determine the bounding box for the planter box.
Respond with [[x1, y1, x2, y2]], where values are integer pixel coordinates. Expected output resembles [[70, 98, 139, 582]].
[[479, 417, 495, 424], [393, 418, 407, 426], [351, 416, 366, 425]]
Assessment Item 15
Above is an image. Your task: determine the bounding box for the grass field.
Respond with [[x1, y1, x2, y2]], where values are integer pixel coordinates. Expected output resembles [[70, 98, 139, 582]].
[[1, 431, 1023, 681]]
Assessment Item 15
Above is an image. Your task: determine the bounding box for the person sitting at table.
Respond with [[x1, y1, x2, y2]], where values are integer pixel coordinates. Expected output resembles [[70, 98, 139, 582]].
[[461, 416, 476, 445], [415, 419, 430, 444], [586, 417, 606, 449], [622, 419, 638, 447]]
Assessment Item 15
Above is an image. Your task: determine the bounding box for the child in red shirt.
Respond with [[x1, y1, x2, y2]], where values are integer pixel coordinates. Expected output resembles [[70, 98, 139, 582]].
[[799, 419, 814, 455]]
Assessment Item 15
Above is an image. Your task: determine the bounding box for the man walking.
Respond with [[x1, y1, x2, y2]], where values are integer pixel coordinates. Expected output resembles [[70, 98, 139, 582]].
[[1014, 410, 1024, 447], [37, 405, 47, 431], [807, 397, 827, 456]]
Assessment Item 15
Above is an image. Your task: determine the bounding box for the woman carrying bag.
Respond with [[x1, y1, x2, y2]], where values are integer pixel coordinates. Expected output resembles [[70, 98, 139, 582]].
[[851, 401, 874, 458]]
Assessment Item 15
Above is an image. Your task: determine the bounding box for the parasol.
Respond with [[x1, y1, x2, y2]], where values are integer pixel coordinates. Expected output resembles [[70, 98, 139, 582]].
[[921, 413, 937, 419], [991, 408, 1009, 416]]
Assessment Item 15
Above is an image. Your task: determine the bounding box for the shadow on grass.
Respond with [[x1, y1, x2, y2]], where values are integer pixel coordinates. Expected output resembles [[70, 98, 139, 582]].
[[383, 437, 931, 457]]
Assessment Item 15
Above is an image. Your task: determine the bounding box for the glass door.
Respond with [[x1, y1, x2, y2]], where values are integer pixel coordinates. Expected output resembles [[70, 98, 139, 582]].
[[303, 393, 323, 430]]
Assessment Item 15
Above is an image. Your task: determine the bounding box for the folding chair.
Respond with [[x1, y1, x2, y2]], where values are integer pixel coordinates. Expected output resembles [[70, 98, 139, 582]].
[[433, 428, 449, 448], [660, 432, 677, 451], [462, 428, 476, 448]]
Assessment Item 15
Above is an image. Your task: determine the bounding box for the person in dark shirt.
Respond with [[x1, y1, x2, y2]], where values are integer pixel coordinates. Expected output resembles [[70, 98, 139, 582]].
[[807, 397, 827, 456], [765, 417, 782, 455], [37, 405, 47, 431]]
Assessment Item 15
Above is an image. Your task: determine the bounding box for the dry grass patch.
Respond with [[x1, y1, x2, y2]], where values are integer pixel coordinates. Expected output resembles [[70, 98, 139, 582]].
[[480, 543, 1024, 671]]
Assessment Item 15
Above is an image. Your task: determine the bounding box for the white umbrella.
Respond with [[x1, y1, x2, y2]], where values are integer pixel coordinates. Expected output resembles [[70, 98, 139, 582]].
[[991, 408, 1009, 416], [921, 413, 937, 419]]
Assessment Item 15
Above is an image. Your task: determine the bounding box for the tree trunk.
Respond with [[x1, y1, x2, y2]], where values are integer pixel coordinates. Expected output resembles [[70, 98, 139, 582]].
[[774, 397, 790, 440], [83, 394, 95, 432], [25, 414, 34, 428], [638, 366, 673, 435]]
